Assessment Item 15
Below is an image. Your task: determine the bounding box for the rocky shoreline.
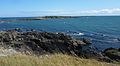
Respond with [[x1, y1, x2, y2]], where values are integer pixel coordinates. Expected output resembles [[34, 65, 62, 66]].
[[0, 30, 120, 63]]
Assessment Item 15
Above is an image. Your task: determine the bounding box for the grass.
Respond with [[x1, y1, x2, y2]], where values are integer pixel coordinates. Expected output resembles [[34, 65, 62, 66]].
[[0, 54, 119, 66]]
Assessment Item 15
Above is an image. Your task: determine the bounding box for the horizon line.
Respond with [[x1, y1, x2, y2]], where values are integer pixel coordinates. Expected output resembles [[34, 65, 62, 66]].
[[1, 15, 120, 18]]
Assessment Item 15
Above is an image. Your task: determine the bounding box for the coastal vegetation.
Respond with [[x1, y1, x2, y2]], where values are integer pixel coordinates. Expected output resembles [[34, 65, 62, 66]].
[[0, 54, 119, 66]]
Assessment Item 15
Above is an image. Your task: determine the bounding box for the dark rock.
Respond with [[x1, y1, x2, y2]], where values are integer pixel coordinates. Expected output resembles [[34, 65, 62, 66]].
[[119, 48, 120, 51], [117, 38, 120, 41], [82, 38, 92, 44], [14, 28, 22, 32], [3, 38, 10, 42], [104, 48, 120, 61]]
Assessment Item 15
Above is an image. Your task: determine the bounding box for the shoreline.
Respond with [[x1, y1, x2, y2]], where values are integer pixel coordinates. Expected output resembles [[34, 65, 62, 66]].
[[0, 29, 120, 63]]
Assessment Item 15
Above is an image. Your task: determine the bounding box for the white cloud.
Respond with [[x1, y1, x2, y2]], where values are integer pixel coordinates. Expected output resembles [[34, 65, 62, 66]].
[[81, 8, 120, 14], [19, 8, 120, 16], [49, 8, 120, 16]]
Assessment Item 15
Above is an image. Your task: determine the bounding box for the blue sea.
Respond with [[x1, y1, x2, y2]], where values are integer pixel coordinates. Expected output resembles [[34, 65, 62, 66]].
[[0, 16, 120, 50]]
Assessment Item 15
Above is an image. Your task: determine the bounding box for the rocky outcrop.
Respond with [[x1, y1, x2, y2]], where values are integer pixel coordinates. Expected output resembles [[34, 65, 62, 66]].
[[0, 30, 111, 62], [0, 30, 88, 54], [103, 48, 120, 61]]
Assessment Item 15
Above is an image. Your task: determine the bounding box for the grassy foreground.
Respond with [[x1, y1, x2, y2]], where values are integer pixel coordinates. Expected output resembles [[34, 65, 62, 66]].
[[0, 54, 119, 66]]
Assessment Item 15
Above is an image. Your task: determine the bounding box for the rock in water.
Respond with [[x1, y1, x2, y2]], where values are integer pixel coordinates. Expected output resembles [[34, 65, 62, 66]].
[[119, 48, 120, 51], [117, 38, 120, 41]]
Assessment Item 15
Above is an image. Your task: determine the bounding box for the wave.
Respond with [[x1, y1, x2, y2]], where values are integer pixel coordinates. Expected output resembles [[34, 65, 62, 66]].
[[85, 32, 120, 43], [72, 32, 84, 36], [66, 31, 84, 36]]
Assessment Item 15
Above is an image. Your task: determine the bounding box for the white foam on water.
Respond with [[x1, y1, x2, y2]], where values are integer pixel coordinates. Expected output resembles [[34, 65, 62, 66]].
[[71, 32, 85, 36], [77, 32, 84, 35]]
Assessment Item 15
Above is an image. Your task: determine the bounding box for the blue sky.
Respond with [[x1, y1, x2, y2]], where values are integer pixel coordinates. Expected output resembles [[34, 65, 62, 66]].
[[0, 0, 120, 17]]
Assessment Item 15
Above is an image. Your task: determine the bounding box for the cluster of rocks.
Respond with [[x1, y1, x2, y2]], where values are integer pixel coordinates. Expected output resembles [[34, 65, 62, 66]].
[[0, 30, 119, 62], [0, 30, 90, 54]]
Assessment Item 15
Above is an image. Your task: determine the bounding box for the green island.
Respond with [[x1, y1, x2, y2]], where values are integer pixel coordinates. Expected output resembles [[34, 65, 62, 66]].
[[19, 16, 79, 21]]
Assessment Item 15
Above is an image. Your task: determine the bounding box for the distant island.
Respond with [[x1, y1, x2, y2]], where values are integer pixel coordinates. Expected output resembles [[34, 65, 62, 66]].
[[19, 16, 79, 21], [0, 16, 80, 22]]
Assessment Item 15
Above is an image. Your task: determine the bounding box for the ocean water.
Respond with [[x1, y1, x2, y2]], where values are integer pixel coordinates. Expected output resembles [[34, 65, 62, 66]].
[[0, 16, 120, 50]]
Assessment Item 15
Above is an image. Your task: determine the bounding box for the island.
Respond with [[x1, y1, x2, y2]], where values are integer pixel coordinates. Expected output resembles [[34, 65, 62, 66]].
[[18, 16, 80, 21], [0, 16, 80, 22]]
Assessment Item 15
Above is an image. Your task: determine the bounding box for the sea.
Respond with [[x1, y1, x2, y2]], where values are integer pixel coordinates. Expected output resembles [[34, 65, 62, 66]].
[[0, 16, 120, 51]]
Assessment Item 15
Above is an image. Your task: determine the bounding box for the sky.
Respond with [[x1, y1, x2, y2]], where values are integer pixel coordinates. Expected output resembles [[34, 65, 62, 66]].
[[0, 0, 120, 17]]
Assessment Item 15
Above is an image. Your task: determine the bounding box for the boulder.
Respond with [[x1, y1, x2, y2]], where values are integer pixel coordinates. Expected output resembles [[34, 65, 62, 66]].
[[104, 48, 120, 61], [82, 38, 92, 44]]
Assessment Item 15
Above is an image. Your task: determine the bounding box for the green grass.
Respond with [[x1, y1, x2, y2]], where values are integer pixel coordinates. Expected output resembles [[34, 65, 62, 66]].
[[0, 54, 119, 66]]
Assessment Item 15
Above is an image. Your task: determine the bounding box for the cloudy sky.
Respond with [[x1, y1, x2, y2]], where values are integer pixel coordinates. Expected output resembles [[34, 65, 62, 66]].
[[0, 0, 120, 17]]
